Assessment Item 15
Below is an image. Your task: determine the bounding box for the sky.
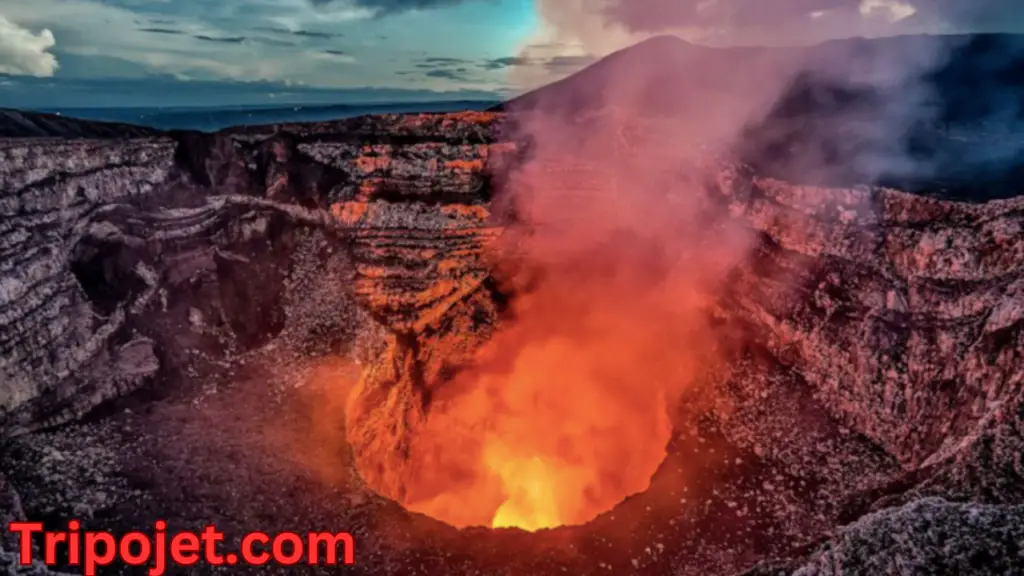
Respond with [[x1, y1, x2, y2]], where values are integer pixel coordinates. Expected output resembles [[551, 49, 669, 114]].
[[1, 0, 1022, 108]]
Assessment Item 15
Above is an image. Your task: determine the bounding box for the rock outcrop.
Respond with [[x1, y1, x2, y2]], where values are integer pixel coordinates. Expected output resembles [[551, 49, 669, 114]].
[[0, 113, 496, 437], [790, 498, 1024, 575], [717, 173, 1024, 472]]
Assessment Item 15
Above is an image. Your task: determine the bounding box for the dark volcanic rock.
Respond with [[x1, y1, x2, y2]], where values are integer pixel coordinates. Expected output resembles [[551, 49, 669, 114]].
[[790, 498, 1024, 575], [717, 176, 1024, 470], [0, 112, 493, 437], [0, 52, 1022, 575]]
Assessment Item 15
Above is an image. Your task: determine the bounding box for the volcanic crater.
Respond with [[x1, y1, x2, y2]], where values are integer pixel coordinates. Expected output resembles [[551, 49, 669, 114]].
[[2, 33, 1024, 576]]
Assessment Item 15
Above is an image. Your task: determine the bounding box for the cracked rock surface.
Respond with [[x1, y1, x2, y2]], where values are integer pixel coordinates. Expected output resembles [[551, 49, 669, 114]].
[[0, 108, 1021, 576]]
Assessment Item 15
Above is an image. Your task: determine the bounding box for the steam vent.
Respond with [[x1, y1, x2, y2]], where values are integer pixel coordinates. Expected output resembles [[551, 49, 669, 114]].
[[2, 33, 1024, 576]]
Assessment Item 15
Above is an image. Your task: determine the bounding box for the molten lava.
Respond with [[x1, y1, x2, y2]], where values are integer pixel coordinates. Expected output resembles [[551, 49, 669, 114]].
[[394, 263, 712, 531], [346, 114, 753, 532], [487, 450, 563, 530]]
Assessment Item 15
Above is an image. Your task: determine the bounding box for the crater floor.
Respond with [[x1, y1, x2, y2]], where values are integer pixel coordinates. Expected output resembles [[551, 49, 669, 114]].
[[0, 345, 904, 576]]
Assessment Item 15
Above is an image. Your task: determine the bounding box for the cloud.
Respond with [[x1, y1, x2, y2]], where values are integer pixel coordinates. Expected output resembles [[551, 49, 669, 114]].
[[0, 0, 514, 93], [478, 54, 597, 76], [480, 0, 1017, 93], [859, 0, 917, 22], [406, 56, 495, 83], [527, 0, 1024, 56], [307, 0, 469, 16], [194, 34, 248, 44], [293, 29, 344, 39], [603, 0, 847, 32], [481, 56, 532, 70], [138, 27, 185, 35], [313, 48, 357, 63], [421, 56, 472, 65], [252, 26, 344, 40], [424, 66, 472, 81], [0, 15, 59, 77], [542, 54, 597, 72], [138, 25, 285, 48], [141, 25, 289, 46], [255, 37, 300, 47]]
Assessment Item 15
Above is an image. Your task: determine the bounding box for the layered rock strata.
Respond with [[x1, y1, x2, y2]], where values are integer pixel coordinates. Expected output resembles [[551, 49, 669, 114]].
[[0, 113, 498, 436]]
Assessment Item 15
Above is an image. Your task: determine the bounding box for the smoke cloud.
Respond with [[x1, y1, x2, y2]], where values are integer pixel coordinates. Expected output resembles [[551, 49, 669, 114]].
[[520, 0, 1024, 192], [0, 15, 58, 77], [358, 0, 1024, 531], [398, 0, 1020, 529], [536, 0, 1024, 45]]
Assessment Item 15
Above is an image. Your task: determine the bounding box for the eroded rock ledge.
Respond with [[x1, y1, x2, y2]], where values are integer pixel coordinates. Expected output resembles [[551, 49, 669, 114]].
[[1, 111, 1021, 575]]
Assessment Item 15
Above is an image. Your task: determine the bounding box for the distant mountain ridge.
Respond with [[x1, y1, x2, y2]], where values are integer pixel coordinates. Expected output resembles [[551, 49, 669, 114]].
[[0, 108, 160, 139], [40, 100, 500, 132], [0, 101, 499, 135]]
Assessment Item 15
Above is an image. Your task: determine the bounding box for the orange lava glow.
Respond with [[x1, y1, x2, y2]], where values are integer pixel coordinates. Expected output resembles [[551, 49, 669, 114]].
[[486, 451, 563, 530], [395, 220, 737, 530], [463, 326, 676, 531], [364, 108, 753, 531]]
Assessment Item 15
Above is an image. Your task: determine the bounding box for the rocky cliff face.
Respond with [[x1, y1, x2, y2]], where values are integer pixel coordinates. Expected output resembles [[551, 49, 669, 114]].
[[718, 172, 1024, 471], [0, 110, 1021, 575], [0, 112, 498, 435]]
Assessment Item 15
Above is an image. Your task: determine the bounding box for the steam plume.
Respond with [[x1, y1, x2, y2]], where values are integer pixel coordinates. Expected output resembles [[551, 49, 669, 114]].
[[412, 0, 992, 528], [376, 1, 1024, 530]]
